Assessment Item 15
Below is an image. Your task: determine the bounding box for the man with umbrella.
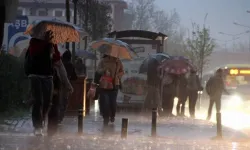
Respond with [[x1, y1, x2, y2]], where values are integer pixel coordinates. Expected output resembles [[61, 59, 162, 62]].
[[139, 53, 170, 113]]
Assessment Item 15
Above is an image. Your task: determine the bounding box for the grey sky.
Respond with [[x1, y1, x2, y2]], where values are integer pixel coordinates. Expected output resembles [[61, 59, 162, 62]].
[[155, 0, 250, 45]]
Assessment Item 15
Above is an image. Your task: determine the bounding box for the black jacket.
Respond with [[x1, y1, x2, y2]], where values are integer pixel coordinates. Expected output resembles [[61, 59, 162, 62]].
[[25, 38, 53, 76]]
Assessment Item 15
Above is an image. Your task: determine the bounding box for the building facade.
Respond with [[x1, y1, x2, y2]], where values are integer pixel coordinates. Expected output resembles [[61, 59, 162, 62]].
[[17, 0, 132, 30]]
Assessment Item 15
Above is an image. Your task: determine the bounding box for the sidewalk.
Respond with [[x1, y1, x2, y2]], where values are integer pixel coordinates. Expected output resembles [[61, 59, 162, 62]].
[[0, 112, 250, 150]]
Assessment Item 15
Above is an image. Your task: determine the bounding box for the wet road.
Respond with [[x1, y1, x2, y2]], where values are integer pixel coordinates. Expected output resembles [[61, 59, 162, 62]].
[[1, 99, 250, 150], [0, 112, 250, 150]]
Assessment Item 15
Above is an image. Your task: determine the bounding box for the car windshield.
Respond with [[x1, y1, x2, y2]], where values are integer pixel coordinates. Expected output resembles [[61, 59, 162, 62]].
[[225, 75, 250, 88]]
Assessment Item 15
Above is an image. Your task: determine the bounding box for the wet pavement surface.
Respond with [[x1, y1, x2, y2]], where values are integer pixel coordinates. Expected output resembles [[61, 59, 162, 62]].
[[0, 112, 250, 149]]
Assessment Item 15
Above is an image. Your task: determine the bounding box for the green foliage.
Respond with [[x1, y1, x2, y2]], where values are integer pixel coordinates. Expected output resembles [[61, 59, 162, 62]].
[[185, 23, 216, 75], [0, 52, 29, 113], [77, 0, 112, 40]]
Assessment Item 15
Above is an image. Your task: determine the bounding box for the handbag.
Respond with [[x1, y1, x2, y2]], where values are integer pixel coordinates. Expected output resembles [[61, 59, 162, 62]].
[[87, 83, 97, 99]]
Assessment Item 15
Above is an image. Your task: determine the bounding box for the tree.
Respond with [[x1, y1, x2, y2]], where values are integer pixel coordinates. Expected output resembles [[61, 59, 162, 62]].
[[128, 0, 155, 30], [153, 9, 180, 36], [166, 27, 187, 55], [77, 0, 112, 40], [185, 23, 216, 78]]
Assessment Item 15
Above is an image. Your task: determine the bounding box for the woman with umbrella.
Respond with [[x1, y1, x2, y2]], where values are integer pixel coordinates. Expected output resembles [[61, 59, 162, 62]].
[[158, 56, 194, 117], [90, 39, 134, 126]]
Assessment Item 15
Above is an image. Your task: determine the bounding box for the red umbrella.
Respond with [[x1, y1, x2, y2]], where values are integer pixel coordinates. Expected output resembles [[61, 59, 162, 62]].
[[158, 57, 195, 75]]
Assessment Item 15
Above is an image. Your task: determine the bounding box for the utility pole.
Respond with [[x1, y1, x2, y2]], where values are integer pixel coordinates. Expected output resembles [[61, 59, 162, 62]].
[[72, 0, 78, 64], [84, 0, 89, 50], [219, 31, 249, 52], [65, 0, 70, 49]]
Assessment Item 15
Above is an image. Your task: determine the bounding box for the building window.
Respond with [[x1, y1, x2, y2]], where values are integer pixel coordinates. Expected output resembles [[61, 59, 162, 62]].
[[17, 8, 25, 16], [53, 9, 64, 17], [37, 9, 47, 16], [70, 10, 74, 17]]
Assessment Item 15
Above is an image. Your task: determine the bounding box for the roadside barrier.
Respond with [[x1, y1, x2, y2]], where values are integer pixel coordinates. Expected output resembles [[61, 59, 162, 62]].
[[151, 108, 157, 137], [121, 118, 128, 139], [78, 109, 83, 135]]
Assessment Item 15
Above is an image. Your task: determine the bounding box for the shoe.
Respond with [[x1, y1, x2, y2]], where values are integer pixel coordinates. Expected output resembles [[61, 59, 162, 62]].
[[58, 121, 62, 126], [103, 118, 109, 126], [34, 128, 43, 136], [110, 117, 115, 123]]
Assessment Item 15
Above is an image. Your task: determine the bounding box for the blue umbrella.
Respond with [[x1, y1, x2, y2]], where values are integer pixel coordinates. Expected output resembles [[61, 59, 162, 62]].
[[76, 50, 97, 60], [139, 53, 170, 74]]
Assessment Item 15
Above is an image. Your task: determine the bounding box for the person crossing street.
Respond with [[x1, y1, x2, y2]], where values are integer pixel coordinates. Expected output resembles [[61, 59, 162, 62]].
[[206, 68, 229, 120]]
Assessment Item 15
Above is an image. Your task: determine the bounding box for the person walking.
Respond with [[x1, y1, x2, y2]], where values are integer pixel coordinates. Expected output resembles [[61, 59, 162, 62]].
[[96, 54, 124, 125], [25, 31, 73, 136], [144, 59, 161, 112], [25, 31, 54, 136], [187, 70, 203, 118], [58, 49, 77, 124], [162, 73, 175, 117], [205, 68, 229, 120], [49, 56, 73, 133], [176, 74, 188, 116], [75, 58, 86, 76]]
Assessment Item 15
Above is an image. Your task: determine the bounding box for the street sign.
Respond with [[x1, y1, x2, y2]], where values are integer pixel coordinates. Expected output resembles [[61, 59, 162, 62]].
[[7, 16, 29, 50]]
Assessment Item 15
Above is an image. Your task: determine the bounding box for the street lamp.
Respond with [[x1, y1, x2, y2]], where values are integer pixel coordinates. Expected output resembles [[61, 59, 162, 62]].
[[218, 31, 250, 51], [233, 22, 250, 29], [215, 38, 240, 51], [233, 22, 250, 52]]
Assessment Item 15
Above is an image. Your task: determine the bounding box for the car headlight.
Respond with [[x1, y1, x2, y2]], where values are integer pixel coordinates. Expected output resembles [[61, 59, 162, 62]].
[[198, 91, 203, 94], [228, 95, 243, 106]]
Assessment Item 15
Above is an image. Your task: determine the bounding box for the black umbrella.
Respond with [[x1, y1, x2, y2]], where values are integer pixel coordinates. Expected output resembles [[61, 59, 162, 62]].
[[139, 53, 170, 74]]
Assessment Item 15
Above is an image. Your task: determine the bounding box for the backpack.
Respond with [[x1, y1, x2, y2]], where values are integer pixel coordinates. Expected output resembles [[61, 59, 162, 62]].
[[205, 76, 215, 95]]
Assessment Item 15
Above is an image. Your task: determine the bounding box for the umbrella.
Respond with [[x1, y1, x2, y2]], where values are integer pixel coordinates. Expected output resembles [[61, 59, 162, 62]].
[[14, 42, 67, 58], [24, 18, 87, 44], [139, 53, 170, 74], [76, 50, 97, 60], [8, 39, 30, 57], [158, 56, 195, 76], [90, 38, 136, 60]]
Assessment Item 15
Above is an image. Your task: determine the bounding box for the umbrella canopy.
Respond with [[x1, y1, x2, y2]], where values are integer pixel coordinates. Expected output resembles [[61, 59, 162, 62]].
[[139, 53, 170, 74], [90, 38, 136, 60], [158, 56, 195, 76], [15, 42, 67, 58], [76, 50, 97, 60], [24, 18, 87, 44]]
